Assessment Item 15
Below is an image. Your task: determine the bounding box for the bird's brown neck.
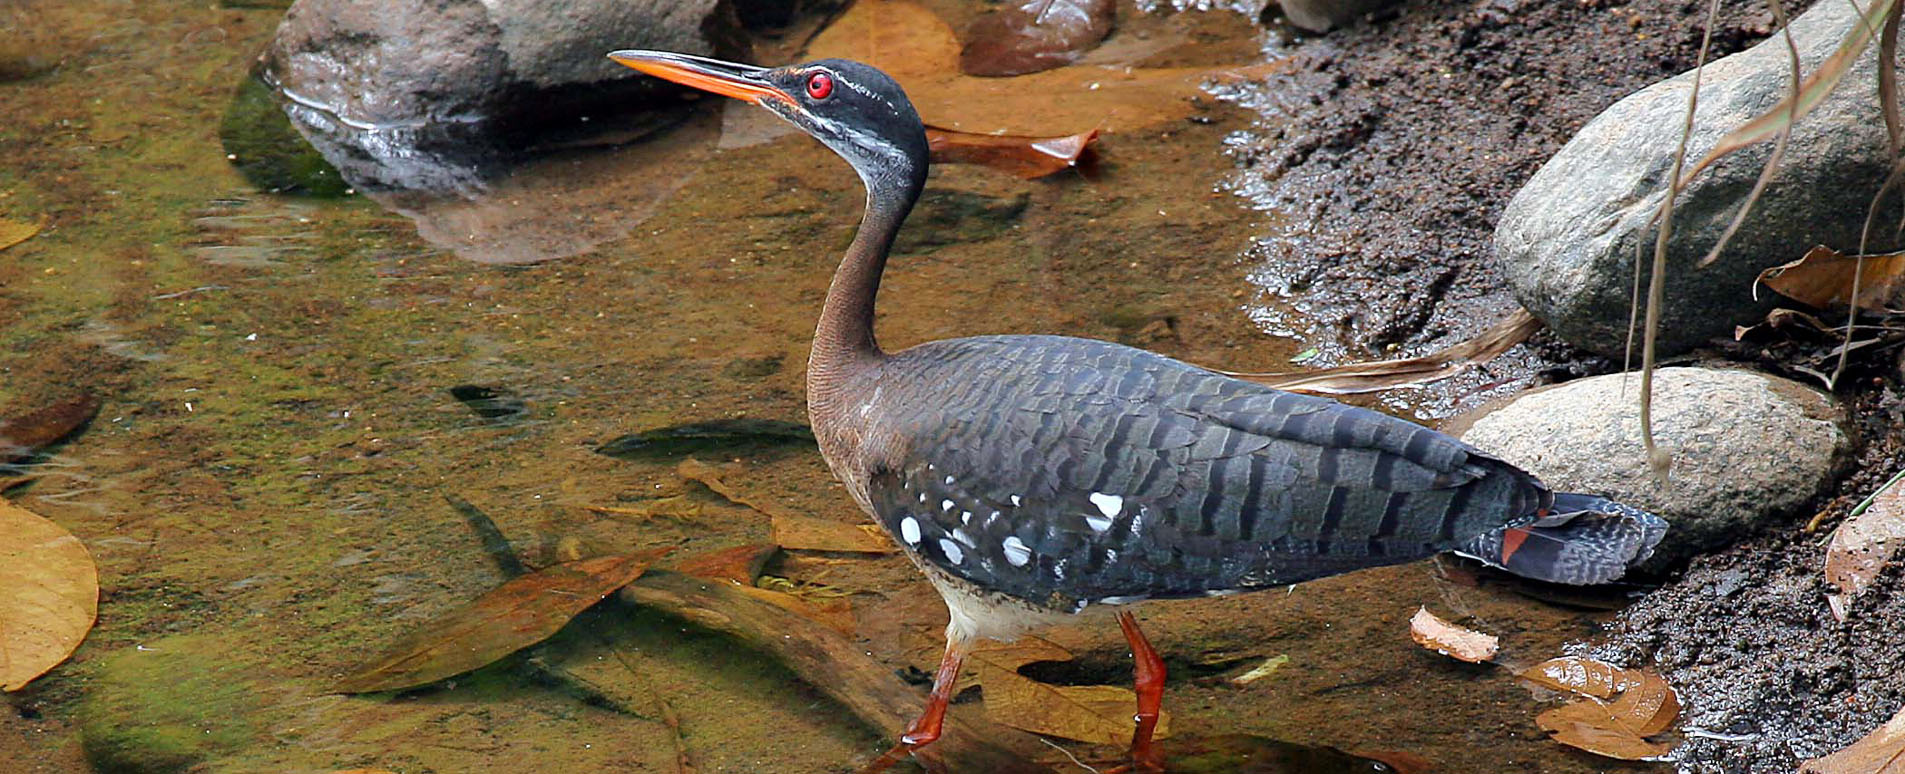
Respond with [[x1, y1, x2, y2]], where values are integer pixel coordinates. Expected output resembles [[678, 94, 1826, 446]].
[[807, 187, 913, 428]]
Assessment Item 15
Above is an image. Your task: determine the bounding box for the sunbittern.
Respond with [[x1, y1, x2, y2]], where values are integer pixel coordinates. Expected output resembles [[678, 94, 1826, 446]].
[[607, 50, 1667, 773]]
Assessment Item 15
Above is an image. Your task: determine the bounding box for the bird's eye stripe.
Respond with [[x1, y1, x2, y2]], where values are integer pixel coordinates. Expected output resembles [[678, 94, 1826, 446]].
[[806, 72, 834, 99]]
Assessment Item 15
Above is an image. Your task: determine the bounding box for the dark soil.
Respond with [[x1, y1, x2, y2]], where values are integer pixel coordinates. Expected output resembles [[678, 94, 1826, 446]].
[[1225, 0, 1796, 360], [1219, 0, 1905, 769]]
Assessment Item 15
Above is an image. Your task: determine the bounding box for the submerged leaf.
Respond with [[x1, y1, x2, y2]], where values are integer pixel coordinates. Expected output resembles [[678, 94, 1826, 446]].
[[333, 550, 666, 693], [676, 458, 804, 521], [0, 393, 101, 465], [1757, 245, 1905, 312], [0, 216, 42, 252], [1824, 467, 1905, 621], [977, 665, 1171, 745], [770, 513, 896, 553], [1407, 607, 1498, 663], [1521, 656, 1679, 759], [1535, 699, 1674, 760], [807, 0, 1282, 135], [1226, 309, 1541, 395], [926, 125, 1099, 178], [0, 498, 98, 691], [673, 543, 778, 584], [960, 0, 1116, 77], [1801, 704, 1905, 773]]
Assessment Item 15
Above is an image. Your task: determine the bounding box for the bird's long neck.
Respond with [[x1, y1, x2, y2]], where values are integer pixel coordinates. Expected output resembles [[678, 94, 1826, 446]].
[[807, 177, 919, 421]]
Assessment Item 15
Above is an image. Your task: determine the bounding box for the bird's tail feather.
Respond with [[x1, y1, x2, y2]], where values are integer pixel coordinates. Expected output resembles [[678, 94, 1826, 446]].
[[1456, 493, 1668, 585]]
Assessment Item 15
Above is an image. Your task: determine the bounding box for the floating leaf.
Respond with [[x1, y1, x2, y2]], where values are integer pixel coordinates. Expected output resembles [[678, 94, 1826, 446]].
[[1758, 245, 1905, 312], [1801, 704, 1905, 773], [333, 550, 666, 693], [1825, 467, 1905, 621], [807, 0, 1283, 135], [1407, 607, 1498, 663], [1606, 670, 1680, 737], [770, 513, 896, 553], [960, 0, 1116, 77], [0, 498, 98, 691], [0, 216, 42, 252], [1227, 309, 1541, 395], [0, 393, 101, 465], [926, 125, 1098, 178], [595, 419, 815, 459], [1535, 699, 1674, 760], [673, 543, 778, 584]]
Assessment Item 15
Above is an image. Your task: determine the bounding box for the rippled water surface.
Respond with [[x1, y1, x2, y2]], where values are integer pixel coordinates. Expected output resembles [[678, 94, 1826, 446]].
[[3, 2, 1639, 772]]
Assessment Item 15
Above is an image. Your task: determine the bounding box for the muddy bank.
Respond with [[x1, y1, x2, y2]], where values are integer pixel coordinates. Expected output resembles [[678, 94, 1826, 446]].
[[1224, 0, 1905, 769]]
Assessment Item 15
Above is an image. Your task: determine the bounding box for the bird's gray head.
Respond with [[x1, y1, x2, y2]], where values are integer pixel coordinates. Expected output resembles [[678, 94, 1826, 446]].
[[608, 51, 929, 205]]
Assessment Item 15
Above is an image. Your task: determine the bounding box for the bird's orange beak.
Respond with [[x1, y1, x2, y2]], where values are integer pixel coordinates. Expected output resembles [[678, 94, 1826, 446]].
[[607, 50, 790, 106]]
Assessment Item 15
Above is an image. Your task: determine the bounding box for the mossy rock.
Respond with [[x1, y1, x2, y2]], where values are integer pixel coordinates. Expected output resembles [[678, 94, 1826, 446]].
[[80, 635, 268, 774], [219, 75, 351, 197]]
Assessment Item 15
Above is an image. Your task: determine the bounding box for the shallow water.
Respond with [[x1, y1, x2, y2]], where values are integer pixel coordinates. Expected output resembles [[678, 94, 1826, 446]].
[[3, 2, 1646, 772]]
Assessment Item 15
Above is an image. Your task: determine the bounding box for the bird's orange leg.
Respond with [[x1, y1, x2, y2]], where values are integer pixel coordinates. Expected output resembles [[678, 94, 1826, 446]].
[[1112, 609, 1167, 773], [858, 637, 972, 773]]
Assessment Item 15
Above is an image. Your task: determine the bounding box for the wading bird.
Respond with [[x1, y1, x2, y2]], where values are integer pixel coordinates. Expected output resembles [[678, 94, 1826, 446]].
[[607, 50, 1667, 773]]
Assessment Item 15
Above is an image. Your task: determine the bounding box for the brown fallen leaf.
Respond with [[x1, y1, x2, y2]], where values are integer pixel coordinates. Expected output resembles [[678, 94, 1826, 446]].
[[980, 672, 1170, 746], [1517, 656, 1644, 700], [958, 636, 1172, 745], [960, 0, 1116, 77], [0, 215, 43, 252], [676, 458, 803, 521], [1407, 607, 1498, 664], [1534, 699, 1674, 760], [1757, 245, 1905, 313], [332, 550, 667, 693], [807, 0, 1283, 135], [1824, 467, 1905, 621], [0, 393, 101, 465], [1225, 309, 1542, 395], [1800, 704, 1905, 773], [673, 543, 779, 584], [770, 513, 896, 554], [926, 125, 1098, 178], [0, 499, 97, 691], [1520, 655, 1679, 759]]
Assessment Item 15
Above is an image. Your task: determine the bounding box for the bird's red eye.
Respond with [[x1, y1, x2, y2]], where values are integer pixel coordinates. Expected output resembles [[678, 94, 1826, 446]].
[[806, 72, 834, 100]]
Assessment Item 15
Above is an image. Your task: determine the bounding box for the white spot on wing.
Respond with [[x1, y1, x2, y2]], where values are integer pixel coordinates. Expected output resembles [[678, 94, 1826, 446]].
[[960, 510, 972, 525], [1010, 494, 1022, 506], [1085, 514, 1113, 533], [939, 539, 964, 564], [952, 528, 974, 547], [1002, 536, 1031, 566], [940, 499, 955, 513], [944, 475, 955, 485], [1089, 492, 1124, 518], [900, 517, 921, 545]]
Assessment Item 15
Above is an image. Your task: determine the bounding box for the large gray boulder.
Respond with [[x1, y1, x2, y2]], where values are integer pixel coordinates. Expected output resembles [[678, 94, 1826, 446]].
[[259, 0, 741, 191], [1452, 367, 1847, 569], [1493, 0, 1898, 356]]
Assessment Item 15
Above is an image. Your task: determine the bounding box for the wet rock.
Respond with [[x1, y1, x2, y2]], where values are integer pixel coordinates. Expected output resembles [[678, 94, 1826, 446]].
[[1274, 0, 1399, 33], [258, 0, 745, 191], [80, 636, 267, 774], [1493, 0, 1898, 356], [1454, 367, 1847, 568]]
